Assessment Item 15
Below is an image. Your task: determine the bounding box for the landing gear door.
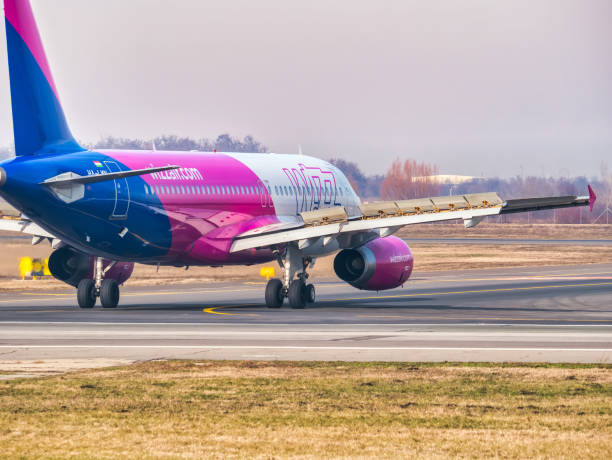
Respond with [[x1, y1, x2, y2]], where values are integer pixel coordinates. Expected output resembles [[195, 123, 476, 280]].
[[104, 161, 130, 219]]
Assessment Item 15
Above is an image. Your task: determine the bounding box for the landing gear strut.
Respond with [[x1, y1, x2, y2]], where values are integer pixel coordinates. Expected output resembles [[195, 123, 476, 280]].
[[77, 257, 120, 308], [264, 245, 316, 309]]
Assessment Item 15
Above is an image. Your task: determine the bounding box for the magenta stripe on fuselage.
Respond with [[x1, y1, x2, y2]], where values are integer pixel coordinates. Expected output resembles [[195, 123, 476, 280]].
[[4, 0, 60, 101], [105, 150, 278, 263]]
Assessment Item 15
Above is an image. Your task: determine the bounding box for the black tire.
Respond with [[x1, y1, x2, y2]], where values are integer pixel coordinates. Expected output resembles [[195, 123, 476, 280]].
[[265, 278, 283, 308], [77, 279, 96, 309], [288, 280, 306, 309], [305, 284, 316, 304], [100, 279, 120, 308]]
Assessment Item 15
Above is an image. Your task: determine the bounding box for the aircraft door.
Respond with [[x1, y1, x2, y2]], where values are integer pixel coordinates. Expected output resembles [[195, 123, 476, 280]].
[[104, 161, 130, 219], [257, 180, 273, 208]]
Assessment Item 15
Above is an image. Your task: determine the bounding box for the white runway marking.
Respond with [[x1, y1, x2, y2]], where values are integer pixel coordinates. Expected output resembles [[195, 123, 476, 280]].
[[0, 345, 609, 351], [0, 321, 611, 327]]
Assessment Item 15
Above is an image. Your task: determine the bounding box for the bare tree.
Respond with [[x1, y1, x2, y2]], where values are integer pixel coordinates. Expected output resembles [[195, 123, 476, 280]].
[[380, 158, 441, 199]]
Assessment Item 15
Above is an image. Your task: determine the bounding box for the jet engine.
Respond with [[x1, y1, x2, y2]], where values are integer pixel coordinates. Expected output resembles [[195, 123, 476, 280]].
[[333, 236, 413, 291], [48, 246, 134, 287]]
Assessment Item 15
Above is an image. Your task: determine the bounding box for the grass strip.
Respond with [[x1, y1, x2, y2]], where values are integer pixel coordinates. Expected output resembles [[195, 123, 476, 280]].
[[0, 360, 611, 459]]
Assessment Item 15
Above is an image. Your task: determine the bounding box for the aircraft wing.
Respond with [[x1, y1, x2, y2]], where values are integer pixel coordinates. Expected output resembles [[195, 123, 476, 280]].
[[230, 188, 595, 253]]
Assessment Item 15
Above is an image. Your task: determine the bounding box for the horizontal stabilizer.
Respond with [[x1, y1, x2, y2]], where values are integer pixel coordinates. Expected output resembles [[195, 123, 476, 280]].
[[40, 165, 180, 185], [0, 214, 55, 238]]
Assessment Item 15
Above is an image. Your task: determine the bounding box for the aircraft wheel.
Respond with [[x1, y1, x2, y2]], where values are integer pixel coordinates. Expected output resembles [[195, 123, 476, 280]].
[[305, 284, 316, 304], [288, 280, 306, 309], [265, 278, 283, 308], [77, 279, 96, 309], [100, 279, 120, 308]]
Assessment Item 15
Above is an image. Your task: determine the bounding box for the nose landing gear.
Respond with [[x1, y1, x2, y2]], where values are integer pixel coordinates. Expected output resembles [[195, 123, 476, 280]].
[[76, 257, 120, 308], [264, 245, 316, 309]]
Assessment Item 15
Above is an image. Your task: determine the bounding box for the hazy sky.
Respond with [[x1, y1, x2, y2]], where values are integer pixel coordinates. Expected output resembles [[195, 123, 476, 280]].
[[0, 0, 610, 177]]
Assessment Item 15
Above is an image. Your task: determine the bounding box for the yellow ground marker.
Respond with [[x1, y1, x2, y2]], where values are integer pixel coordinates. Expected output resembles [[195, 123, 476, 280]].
[[259, 266, 275, 280]]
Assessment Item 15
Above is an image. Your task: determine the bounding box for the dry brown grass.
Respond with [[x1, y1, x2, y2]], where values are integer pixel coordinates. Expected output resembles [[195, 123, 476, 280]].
[[397, 222, 612, 240], [0, 361, 610, 459]]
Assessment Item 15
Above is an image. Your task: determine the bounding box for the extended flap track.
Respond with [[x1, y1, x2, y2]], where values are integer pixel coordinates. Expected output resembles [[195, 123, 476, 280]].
[[358, 192, 503, 220]]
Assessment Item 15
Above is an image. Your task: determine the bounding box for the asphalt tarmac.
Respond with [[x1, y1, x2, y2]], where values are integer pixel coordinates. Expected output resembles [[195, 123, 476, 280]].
[[0, 263, 611, 364]]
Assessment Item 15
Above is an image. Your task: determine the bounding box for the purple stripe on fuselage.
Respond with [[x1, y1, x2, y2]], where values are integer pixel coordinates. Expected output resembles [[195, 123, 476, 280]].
[[104, 150, 278, 264], [4, 0, 60, 101]]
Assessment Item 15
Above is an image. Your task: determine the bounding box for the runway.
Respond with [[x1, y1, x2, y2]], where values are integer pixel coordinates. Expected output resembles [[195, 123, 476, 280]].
[[0, 263, 611, 364]]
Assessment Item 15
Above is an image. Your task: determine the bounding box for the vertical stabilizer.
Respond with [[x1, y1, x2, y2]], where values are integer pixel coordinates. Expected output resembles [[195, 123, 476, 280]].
[[4, 0, 82, 155]]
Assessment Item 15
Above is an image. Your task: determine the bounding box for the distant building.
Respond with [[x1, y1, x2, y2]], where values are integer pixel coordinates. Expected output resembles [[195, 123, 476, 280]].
[[414, 175, 485, 185]]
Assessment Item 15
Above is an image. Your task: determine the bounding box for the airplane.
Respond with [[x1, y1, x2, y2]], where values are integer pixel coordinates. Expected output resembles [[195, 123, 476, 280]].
[[0, 0, 596, 309]]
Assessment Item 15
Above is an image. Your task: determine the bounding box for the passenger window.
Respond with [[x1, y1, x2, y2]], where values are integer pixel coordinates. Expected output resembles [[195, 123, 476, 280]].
[[284, 186, 288, 195]]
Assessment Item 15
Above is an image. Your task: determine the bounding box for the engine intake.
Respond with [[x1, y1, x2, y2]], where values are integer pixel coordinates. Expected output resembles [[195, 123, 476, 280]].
[[48, 246, 91, 287], [48, 246, 134, 287], [333, 236, 413, 291]]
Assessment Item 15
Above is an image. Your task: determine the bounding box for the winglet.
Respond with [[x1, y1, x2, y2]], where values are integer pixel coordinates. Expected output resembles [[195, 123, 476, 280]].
[[588, 185, 596, 212]]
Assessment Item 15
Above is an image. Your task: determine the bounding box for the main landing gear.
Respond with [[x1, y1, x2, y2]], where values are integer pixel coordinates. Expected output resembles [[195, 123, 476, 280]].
[[77, 258, 120, 309], [265, 246, 316, 309]]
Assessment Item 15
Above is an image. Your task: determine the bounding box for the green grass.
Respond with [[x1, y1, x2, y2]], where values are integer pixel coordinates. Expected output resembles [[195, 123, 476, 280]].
[[1, 361, 611, 459]]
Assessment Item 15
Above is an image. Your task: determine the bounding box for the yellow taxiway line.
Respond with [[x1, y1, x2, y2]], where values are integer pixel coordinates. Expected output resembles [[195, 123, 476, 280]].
[[202, 281, 612, 316]]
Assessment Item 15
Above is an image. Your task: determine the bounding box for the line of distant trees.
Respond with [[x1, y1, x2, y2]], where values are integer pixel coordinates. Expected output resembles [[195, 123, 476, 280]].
[[0, 133, 268, 159], [88, 133, 268, 153]]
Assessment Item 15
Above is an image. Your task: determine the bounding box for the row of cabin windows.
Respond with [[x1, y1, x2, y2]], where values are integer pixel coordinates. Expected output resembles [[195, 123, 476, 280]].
[[143, 183, 353, 199], [273, 184, 351, 197], [143, 184, 261, 196]]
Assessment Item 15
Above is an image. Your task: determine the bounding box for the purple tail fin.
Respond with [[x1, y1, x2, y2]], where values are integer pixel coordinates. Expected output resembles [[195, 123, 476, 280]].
[[4, 0, 82, 155]]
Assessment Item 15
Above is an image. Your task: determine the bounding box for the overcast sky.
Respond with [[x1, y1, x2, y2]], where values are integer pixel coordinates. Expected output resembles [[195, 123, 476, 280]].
[[0, 0, 610, 177]]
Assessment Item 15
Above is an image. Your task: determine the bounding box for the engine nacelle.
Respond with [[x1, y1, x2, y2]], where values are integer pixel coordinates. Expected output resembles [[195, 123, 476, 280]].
[[48, 246, 134, 287], [333, 236, 413, 291]]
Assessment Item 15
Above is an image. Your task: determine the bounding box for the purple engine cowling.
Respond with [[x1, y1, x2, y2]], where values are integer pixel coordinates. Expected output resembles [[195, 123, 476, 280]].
[[48, 246, 134, 287], [333, 236, 413, 290]]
